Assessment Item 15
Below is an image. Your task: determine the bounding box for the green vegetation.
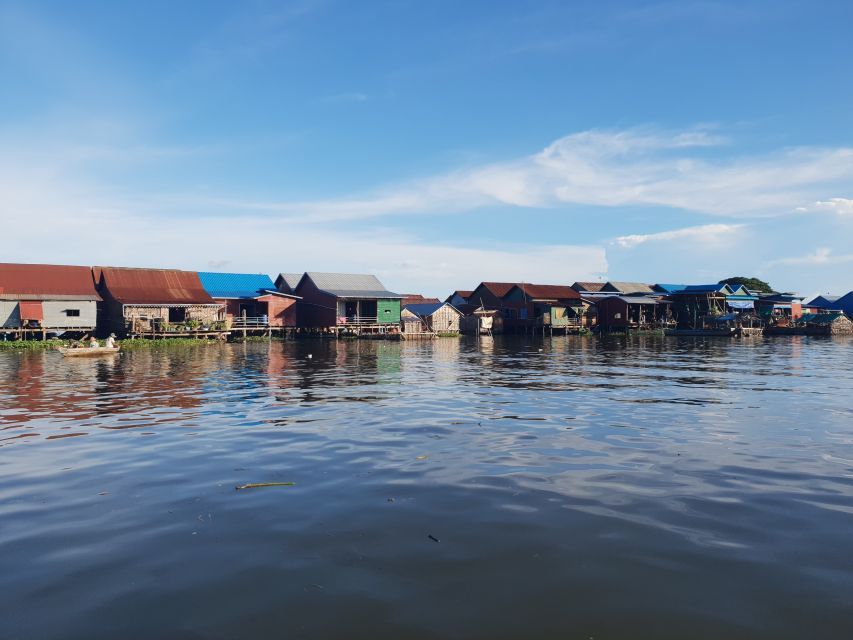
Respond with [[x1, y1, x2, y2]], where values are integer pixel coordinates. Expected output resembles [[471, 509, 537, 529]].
[[436, 331, 461, 337], [231, 335, 286, 343], [0, 339, 72, 351], [118, 338, 220, 350], [719, 276, 772, 292]]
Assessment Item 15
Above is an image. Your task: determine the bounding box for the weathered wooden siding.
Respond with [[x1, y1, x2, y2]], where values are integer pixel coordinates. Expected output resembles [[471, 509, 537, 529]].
[[42, 300, 97, 329], [377, 299, 401, 324], [262, 295, 297, 327], [293, 277, 337, 328], [428, 306, 460, 332], [1, 301, 20, 328]]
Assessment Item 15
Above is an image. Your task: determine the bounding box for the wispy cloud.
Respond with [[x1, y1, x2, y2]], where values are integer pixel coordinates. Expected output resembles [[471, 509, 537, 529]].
[[797, 197, 853, 217], [766, 248, 853, 268], [613, 223, 745, 248], [172, 126, 851, 222]]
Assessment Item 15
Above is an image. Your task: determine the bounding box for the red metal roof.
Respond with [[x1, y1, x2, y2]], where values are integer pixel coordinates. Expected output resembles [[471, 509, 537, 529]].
[[513, 284, 581, 300], [401, 294, 441, 306], [0, 263, 101, 301], [95, 267, 216, 305]]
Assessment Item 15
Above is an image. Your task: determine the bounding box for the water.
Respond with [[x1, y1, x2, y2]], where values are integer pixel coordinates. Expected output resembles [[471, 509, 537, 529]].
[[1, 336, 852, 639]]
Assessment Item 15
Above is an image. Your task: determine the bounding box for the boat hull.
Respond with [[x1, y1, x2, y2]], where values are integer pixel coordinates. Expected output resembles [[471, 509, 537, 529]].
[[58, 347, 121, 357]]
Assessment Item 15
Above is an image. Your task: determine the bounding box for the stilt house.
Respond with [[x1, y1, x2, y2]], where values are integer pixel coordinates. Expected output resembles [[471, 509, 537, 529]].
[[289, 272, 402, 330], [94, 267, 225, 337], [0, 263, 100, 338], [198, 272, 299, 330]]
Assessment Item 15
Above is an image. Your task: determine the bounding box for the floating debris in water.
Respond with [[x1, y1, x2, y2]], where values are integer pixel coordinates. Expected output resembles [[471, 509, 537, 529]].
[[235, 482, 296, 490], [428, 534, 440, 543], [416, 455, 428, 460]]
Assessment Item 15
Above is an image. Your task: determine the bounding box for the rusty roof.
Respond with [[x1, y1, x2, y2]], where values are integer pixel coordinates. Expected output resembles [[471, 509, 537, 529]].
[[94, 267, 216, 305], [0, 263, 101, 301], [401, 294, 441, 306], [511, 284, 580, 300], [571, 281, 606, 292], [475, 282, 519, 298]]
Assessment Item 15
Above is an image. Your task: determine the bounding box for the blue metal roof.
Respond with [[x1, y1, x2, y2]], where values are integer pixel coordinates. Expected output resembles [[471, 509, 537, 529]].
[[653, 283, 688, 293], [678, 284, 730, 294], [197, 272, 277, 299], [404, 302, 454, 316]]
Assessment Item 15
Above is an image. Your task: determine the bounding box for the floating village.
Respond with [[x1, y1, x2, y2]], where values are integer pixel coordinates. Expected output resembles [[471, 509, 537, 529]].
[[1, 262, 852, 345]]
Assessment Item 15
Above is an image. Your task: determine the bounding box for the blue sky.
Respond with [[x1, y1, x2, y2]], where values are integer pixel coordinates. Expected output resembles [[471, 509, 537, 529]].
[[1, 0, 852, 297]]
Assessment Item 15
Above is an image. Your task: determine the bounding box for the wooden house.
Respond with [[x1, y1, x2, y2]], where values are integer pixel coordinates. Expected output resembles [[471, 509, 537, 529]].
[[198, 272, 299, 333], [754, 293, 803, 325], [669, 284, 751, 329], [288, 272, 402, 333], [400, 294, 441, 306], [467, 282, 518, 312], [94, 266, 225, 337], [765, 312, 853, 336], [0, 263, 101, 339], [401, 302, 462, 334], [597, 296, 665, 331], [503, 284, 584, 332], [445, 290, 473, 307]]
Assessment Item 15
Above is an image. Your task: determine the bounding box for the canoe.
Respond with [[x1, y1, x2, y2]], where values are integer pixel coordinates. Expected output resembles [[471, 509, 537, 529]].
[[58, 346, 121, 357]]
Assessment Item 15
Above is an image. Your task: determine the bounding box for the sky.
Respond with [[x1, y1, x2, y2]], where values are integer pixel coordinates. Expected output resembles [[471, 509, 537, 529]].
[[1, 0, 852, 298]]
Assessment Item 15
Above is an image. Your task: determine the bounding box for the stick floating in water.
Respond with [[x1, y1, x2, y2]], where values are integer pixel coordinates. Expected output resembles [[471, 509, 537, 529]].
[[235, 482, 296, 490]]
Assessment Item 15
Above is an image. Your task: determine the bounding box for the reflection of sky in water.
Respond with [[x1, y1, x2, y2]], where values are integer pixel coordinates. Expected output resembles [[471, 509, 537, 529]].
[[1, 336, 853, 638]]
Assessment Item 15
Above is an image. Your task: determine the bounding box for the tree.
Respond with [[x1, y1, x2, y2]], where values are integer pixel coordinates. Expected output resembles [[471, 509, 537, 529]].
[[718, 276, 772, 292]]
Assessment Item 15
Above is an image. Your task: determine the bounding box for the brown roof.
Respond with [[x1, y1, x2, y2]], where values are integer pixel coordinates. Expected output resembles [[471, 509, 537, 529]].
[[95, 267, 216, 305], [602, 281, 655, 294], [400, 294, 441, 306], [571, 281, 606, 292], [0, 263, 101, 301], [511, 284, 580, 300], [476, 282, 519, 298]]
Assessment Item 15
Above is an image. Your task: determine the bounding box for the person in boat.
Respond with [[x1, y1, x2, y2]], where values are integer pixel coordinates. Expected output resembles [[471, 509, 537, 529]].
[[105, 334, 116, 349], [88, 336, 99, 348]]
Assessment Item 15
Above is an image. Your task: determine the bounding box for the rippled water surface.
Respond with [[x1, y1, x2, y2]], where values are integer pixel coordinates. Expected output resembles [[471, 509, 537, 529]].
[[2, 336, 853, 639]]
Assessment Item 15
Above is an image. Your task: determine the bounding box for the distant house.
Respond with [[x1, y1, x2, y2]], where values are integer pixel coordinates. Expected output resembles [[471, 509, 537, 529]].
[[571, 282, 606, 294], [834, 291, 853, 317], [289, 272, 403, 331], [503, 284, 583, 330], [597, 296, 665, 331], [94, 267, 225, 337], [275, 273, 303, 295], [601, 281, 656, 295], [401, 302, 462, 334], [0, 263, 101, 338], [445, 290, 473, 307], [668, 284, 759, 329], [467, 282, 519, 311], [198, 272, 299, 330], [652, 284, 688, 294], [754, 292, 803, 324], [400, 294, 441, 306], [804, 295, 841, 311]]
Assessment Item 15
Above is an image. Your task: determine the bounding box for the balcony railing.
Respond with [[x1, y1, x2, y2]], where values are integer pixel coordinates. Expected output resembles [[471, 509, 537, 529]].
[[336, 316, 380, 326], [231, 316, 269, 328]]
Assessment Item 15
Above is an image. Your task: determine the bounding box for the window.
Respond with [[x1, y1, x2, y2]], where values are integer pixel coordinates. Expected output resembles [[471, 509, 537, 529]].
[[65, 309, 81, 317]]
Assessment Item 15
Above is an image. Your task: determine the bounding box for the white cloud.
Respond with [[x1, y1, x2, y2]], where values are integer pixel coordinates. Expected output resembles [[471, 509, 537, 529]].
[[172, 127, 852, 222], [765, 248, 853, 268], [798, 198, 853, 216], [613, 223, 745, 248]]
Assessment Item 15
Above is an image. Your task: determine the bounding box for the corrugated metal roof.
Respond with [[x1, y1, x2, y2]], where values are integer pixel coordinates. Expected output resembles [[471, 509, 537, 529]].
[[653, 283, 687, 293], [0, 263, 101, 301], [476, 282, 518, 298], [305, 272, 401, 298], [198, 272, 276, 299], [96, 267, 216, 305], [403, 302, 460, 317], [571, 281, 606, 292], [603, 281, 655, 294], [602, 295, 661, 304], [805, 294, 841, 308], [401, 294, 442, 306], [677, 284, 730, 294], [512, 284, 580, 300], [277, 273, 303, 292]]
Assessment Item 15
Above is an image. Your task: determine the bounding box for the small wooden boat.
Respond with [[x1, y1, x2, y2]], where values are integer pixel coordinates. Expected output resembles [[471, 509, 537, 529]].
[[58, 346, 121, 357]]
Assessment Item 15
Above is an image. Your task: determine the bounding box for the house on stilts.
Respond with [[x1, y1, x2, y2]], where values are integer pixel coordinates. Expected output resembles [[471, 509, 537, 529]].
[[198, 272, 299, 336]]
